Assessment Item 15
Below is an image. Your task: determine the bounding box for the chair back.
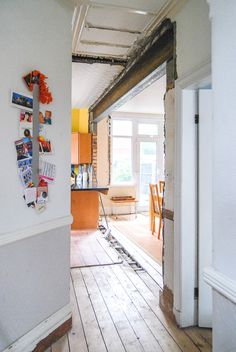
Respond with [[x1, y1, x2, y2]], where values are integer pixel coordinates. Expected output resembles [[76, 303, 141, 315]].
[[159, 180, 165, 194], [149, 184, 161, 215]]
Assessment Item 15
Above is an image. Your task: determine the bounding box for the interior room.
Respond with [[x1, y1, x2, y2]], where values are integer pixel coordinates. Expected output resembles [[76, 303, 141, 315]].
[[2, 1, 236, 352]]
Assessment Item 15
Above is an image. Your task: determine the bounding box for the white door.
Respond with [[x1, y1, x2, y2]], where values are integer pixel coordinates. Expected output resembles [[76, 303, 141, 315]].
[[198, 89, 213, 327]]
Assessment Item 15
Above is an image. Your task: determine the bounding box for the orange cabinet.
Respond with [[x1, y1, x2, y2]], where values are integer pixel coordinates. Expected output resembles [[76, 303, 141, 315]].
[[71, 132, 92, 164]]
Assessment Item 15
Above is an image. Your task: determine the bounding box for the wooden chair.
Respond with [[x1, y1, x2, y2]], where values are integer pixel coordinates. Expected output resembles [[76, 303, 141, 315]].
[[149, 183, 163, 239]]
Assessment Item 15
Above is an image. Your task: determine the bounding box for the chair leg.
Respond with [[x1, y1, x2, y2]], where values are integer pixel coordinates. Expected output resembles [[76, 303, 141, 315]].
[[157, 216, 162, 240], [151, 216, 155, 235]]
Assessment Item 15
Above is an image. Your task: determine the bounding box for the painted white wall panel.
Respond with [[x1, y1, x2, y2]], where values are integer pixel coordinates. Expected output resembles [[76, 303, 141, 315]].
[[173, 0, 211, 79], [0, 1, 72, 350], [0, 0, 72, 234]]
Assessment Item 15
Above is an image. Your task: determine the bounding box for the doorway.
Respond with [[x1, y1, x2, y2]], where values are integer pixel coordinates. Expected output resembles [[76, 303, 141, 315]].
[[174, 61, 212, 327], [105, 73, 166, 266]]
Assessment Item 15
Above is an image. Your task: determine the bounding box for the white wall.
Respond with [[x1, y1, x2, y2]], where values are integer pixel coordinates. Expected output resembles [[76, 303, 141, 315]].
[[162, 0, 211, 308], [174, 0, 211, 78], [0, 1, 72, 350], [206, 0, 236, 350]]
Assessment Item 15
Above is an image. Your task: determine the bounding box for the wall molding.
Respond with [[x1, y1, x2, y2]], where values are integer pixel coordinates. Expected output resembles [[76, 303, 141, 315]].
[[0, 215, 73, 248], [3, 304, 71, 352], [204, 266, 236, 304]]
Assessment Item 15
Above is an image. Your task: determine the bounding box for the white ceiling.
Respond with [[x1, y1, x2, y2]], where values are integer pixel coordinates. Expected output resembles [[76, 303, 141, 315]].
[[116, 74, 166, 114], [71, 0, 171, 108], [72, 62, 123, 107]]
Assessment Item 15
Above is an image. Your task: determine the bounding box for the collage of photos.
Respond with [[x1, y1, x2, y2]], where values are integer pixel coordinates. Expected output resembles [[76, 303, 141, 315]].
[[12, 84, 55, 212]]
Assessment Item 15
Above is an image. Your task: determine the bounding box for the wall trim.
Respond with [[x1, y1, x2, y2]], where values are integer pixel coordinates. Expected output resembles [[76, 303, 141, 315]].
[[0, 215, 73, 248], [204, 266, 236, 304], [3, 304, 71, 352]]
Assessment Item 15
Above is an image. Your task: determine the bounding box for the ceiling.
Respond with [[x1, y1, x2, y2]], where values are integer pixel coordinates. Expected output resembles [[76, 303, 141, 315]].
[[71, 0, 172, 108], [116, 74, 166, 115]]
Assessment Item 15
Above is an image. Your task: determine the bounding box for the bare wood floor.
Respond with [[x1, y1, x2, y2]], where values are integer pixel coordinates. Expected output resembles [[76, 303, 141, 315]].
[[46, 225, 212, 352], [47, 265, 212, 351]]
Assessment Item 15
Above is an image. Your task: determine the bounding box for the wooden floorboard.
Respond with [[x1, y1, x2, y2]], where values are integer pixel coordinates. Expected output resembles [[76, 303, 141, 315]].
[[68, 278, 88, 352], [109, 225, 163, 289], [110, 264, 181, 352], [95, 265, 163, 352], [71, 269, 107, 352], [91, 266, 145, 352], [71, 230, 121, 268], [81, 267, 126, 352], [48, 224, 212, 352]]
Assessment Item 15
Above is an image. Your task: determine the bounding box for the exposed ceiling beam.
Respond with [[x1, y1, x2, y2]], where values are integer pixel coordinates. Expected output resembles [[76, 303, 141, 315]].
[[91, 2, 156, 16], [72, 4, 90, 52], [84, 22, 141, 35], [72, 54, 128, 66], [90, 21, 174, 120], [80, 40, 131, 49]]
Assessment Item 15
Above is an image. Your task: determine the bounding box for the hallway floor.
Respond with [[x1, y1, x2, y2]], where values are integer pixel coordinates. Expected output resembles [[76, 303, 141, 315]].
[[47, 246, 212, 351]]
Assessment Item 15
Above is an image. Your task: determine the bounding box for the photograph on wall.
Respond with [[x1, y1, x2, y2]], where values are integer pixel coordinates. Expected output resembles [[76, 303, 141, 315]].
[[15, 138, 32, 160], [20, 110, 32, 123], [39, 138, 52, 154], [19, 122, 32, 138], [17, 156, 32, 169], [37, 184, 48, 204], [19, 166, 33, 188], [44, 110, 52, 125], [23, 187, 37, 207], [11, 91, 33, 111]]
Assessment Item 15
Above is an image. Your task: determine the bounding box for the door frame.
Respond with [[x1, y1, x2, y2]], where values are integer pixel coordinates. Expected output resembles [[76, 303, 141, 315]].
[[173, 60, 211, 327]]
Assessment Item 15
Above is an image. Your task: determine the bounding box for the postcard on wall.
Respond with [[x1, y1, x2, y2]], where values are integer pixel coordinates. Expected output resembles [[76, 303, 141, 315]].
[[39, 139, 52, 154], [15, 138, 32, 160], [37, 184, 48, 204], [24, 187, 37, 207], [39, 160, 56, 183], [19, 122, 32, 138], [20, 110, 33, 123], [11, 91, 33, 111], [44, 110, 52, 125], [17, 156, 32, 169], [19, 167, 33, 188]]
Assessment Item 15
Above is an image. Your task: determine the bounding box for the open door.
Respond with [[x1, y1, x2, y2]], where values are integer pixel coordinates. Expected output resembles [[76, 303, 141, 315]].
[[198, 89, 213, 327]]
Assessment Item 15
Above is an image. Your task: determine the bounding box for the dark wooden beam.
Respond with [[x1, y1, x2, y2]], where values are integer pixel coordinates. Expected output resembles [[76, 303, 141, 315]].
[[90, 22, 175, 120], [33, 317, 72, 352], [72, 54, 128, 66]]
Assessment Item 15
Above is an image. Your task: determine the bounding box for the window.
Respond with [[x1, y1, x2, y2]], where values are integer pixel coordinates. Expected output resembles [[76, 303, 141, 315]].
[[111, 120, 133, 184], [138, 123, 158, 136], [111, 116, 162, 187]]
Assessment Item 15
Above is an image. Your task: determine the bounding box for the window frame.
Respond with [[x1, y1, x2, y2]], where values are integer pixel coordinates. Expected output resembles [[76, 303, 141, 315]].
[[110, 114, 163, 187]]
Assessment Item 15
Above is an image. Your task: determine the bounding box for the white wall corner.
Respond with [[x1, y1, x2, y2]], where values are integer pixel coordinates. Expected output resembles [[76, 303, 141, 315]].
[[3, 304, 72, 352], [204, 267, 236, 304]]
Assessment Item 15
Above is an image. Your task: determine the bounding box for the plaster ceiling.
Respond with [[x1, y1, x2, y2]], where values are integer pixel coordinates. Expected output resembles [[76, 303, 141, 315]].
[[116, 74, 166, 115], [71, 0, 172, 108]]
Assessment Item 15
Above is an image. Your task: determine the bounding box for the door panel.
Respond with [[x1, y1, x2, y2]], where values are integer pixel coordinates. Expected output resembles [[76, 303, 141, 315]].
[[198, 89, 213, 327]]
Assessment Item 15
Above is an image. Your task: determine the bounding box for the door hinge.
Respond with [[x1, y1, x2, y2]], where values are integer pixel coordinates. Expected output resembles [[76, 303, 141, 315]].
[[194, 287, 199, 299], [195, 114, 199, 124]]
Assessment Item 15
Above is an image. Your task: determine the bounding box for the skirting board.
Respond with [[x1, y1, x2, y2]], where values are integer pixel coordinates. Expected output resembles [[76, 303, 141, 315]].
[[3, 304, 72, 352], [204, 266, 236, 304], [0, 215, 73, 248]]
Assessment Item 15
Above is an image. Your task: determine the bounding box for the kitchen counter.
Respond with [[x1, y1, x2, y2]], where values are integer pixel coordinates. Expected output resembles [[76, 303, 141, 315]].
[[71, 184, 109, 195], [71, 185, 109, 230]]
